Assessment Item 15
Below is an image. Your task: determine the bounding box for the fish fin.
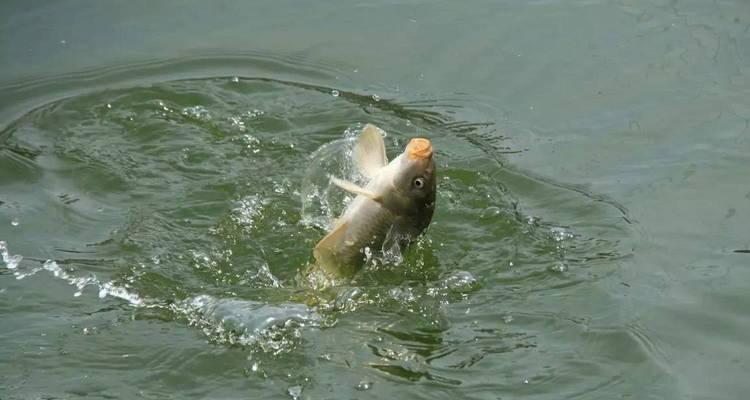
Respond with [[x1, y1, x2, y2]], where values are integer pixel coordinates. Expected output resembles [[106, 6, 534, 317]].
[[313, 221, 349, 268], [330, 177, 383, 204], [353, 124, 388, 179]]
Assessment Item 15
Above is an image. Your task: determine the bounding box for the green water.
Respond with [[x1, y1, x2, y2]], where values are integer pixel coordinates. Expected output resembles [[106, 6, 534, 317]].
[[1, 1, 749, 399]]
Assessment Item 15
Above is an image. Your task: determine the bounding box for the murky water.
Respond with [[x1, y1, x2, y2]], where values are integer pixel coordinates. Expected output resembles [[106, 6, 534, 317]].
[[1, 1, 749, 399]]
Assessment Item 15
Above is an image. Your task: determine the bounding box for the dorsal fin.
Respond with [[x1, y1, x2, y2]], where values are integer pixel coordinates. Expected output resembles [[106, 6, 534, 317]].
[[353, 124, 388, 179]]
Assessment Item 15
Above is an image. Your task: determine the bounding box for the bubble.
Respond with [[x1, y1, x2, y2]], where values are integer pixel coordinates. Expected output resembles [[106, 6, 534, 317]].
[[331, 89, 340, 97], [355, 380, 373, 391], [550, 227, 573, 242], [10, 217, 19, 226], [371, 94, 381, 102], [229, 116, 246, 131], [549, 261, 569, 273], [503, 315, 514, 323], [231, 76, 240, 83], [480, 206, 501, 219], [245, 109, 264, 118], [181, 105, 211, 122]]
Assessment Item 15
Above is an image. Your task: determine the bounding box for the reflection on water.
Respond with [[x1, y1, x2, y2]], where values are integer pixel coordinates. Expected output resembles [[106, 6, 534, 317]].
[[0, 55, 651, 399]]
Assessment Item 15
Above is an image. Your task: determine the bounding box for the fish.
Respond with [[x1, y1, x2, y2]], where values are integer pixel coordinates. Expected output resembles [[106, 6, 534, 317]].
[[311, 123, 437, 279]]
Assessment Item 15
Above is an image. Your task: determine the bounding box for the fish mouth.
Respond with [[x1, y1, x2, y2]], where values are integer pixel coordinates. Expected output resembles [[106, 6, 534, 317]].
[[406, 138, 433, 161]]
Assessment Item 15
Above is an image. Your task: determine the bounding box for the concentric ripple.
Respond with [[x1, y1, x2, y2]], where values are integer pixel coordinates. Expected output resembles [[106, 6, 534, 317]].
[[0, 72, 650, 399]]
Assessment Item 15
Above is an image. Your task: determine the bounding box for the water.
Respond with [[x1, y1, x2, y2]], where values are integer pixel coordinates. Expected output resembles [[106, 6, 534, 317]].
[[1, 1, 748, 399]]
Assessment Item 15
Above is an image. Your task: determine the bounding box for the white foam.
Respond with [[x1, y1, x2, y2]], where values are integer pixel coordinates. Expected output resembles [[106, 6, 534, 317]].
[[1, 240, 143, 306]]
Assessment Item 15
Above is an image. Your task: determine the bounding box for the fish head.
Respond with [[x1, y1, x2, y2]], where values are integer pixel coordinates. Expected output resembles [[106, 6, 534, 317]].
[[385, 137, 437, 232]]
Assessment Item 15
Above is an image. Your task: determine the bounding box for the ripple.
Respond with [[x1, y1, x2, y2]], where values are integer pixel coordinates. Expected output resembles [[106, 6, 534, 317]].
[[0, 62, 640, 399]]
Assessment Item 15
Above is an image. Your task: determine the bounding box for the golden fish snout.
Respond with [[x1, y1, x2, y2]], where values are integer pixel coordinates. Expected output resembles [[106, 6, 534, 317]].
[[406, 138, 433, 161]]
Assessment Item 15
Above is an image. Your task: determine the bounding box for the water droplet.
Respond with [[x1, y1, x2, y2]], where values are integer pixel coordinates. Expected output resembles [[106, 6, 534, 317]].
[[181, 105, 211, 121], [60, 39, 67, 45], [245, 109, 264, 118], [335, 287, 363, 311], [405, 119, 412, 127], [331, 89, 340, 97], [442, 271, 479, 293], [287, 385, 302, 400], [523, 378, 530, 384], [106, 103, 112, 109], [231, 76, 240, 83], [371, 94, 381, 102], [503, 314, 513, 323], [10, 217, 19, 227], [355, 380, 373, 391], [550, 261, 568, 273], [550, 227, 573, 242]]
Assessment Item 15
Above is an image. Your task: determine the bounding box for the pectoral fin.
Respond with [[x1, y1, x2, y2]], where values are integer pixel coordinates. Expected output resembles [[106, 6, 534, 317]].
[[330, 177, 383, 204], [353, 124, 388, 179]]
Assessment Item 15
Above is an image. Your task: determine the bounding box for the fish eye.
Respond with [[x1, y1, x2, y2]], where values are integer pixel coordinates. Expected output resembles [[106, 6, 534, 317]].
[[412, 177, 425, 189]]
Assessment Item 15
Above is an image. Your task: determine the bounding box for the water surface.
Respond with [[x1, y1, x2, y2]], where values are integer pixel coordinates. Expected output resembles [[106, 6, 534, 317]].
[[1, 1, 749, 399]]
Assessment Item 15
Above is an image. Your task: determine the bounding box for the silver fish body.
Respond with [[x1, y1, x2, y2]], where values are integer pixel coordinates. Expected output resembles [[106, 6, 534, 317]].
[[312, 124, 436, 277]]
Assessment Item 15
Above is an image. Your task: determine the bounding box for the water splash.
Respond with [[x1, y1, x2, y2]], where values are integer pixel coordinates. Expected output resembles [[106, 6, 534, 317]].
[[232, 195, 267, 229], [299, 131, 358, 230], [287, 385, 303, 400], [1, 241, 143, 304], [0, 240, 23, 270], [181, 105, 212, 122], [173, 294, 320, 350]]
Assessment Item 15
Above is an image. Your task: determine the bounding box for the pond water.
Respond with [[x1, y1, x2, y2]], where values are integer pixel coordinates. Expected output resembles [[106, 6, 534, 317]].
[[1, 1, 748, 399]]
